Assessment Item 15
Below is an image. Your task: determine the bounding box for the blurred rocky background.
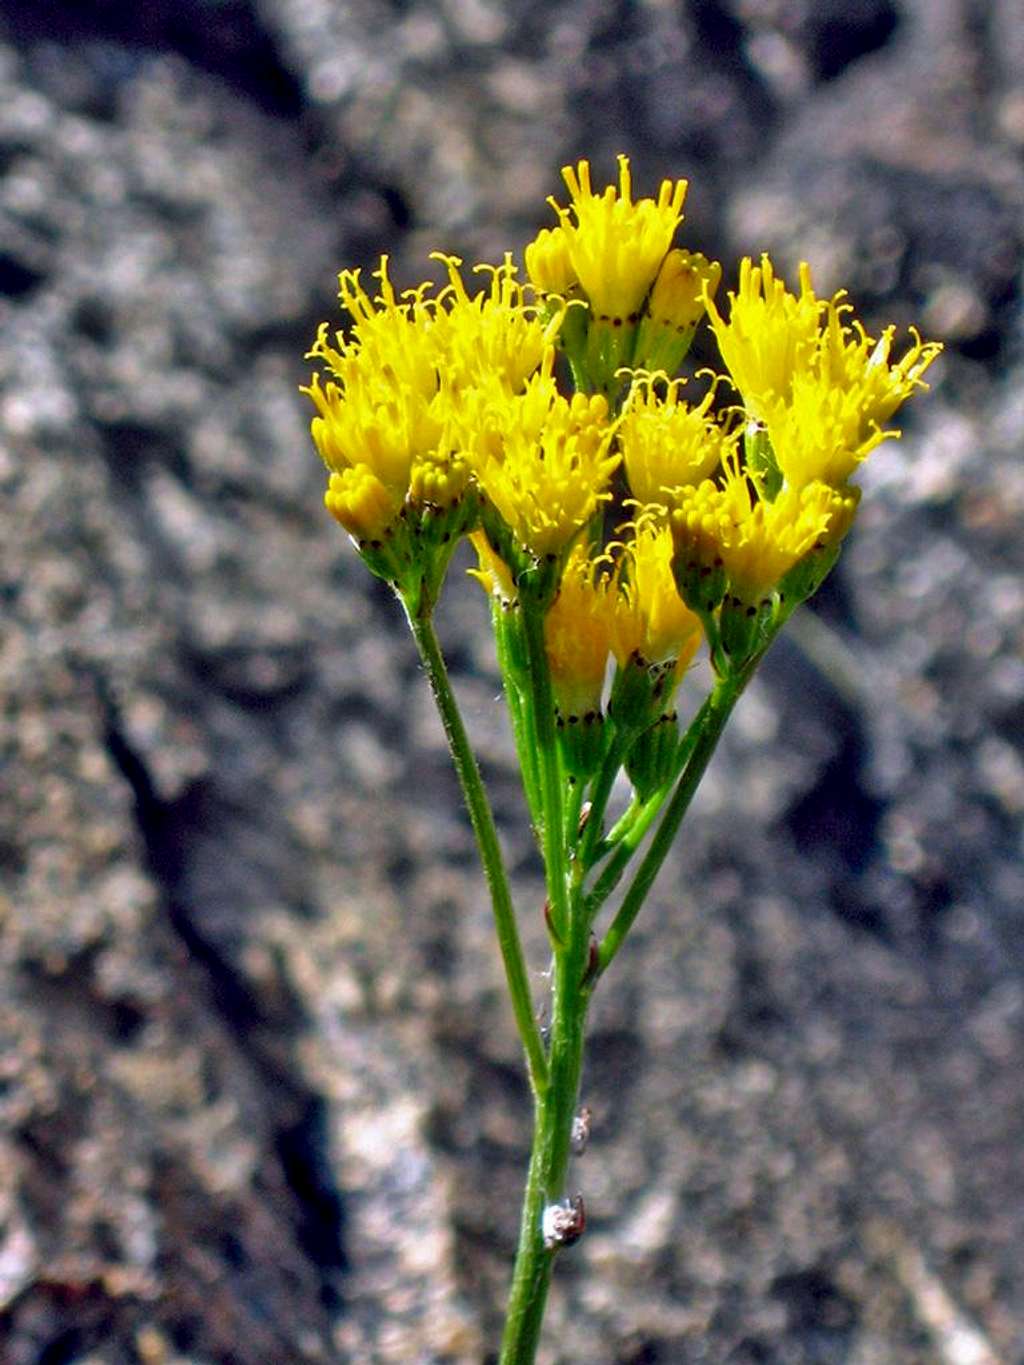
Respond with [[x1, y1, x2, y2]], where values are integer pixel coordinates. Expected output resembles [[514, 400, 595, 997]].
[[1, 0, 1022, 1361]]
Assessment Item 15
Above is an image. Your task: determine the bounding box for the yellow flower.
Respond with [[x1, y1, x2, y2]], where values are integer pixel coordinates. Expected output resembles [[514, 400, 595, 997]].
[[329, 261, 441, 400], [705, 255, 823, 420], [633, 249, 721, 374], [764, 313, 942, 488], [409, 451, 473, 510], [619, 372, 739, 510], [324, 466, 402, 545], [544, 542, 613, 718], [708, 256, 942, 491], [305, 344, 443, 482], [431, 253, 557, 394], [303, 258, 449, 540], [524, 226, 579, 297], [305, 252, 569, 550], [465, 349, 620, 559], [608, 519, 702, 681], [671, 452, 854, 605], [550, 155, 688, 320], [647, 250, 720, 331]]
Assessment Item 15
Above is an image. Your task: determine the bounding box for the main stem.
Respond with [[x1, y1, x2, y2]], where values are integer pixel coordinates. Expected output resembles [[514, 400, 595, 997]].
[[497, 599, 590, 1361], [407, 605, 549, 1095], [499, 666, 760, 1359], [499, 905, 591, 1363]]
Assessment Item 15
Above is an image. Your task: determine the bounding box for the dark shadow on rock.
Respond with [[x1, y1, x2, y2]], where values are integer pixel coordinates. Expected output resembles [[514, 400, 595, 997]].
[[1, 0, 304, 117]]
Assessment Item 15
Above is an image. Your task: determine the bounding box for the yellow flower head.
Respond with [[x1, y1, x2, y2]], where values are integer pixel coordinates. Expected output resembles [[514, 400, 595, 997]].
[[619, 372, 738, 510], [708, 255, 941, 496], [524, 226, 579, 297], [763, 308, 942, 488], [544, 542, 613, 717], [323, 466, 402, 545], [409, 451, 473, 510], [705, 255, 824, 420], [632, 249, 722, 376], [671, 452, 854, 605], [465, 349, 620, 559], [646, 249, 721, 333], [305, 252, 565, 546], [551, 155, 688, 320], [431, 253, 557, 394], [329, 259, 441, 400], [303, 258, 449, 540], [609, 518, 702, 680]]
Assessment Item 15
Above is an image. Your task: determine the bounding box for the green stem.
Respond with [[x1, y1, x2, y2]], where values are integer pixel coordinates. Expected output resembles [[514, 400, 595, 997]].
[[500, 904, 591, 1363], [577, 730, 628, 875], [521, 603, 570, 940], [494, 600, 543, 834], [564, 774, 586, 854], [583, 807, 650, 920], [597, 672, 745, 977], [406, 605, 549, 1096], [584, 694, 715, 916], [600, 790, 642, 852]]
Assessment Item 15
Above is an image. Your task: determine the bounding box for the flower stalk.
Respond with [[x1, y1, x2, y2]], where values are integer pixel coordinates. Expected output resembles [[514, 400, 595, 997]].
[[405, 602, 549, 1097]]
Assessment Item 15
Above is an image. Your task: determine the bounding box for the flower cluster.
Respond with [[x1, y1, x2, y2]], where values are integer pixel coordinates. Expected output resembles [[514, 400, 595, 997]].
[[304, 158, 943, 1356], [305, 155, 940, 765]]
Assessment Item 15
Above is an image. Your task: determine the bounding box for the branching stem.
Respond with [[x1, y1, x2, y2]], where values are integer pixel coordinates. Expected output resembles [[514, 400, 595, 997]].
[[407, 604, 549, 1096]]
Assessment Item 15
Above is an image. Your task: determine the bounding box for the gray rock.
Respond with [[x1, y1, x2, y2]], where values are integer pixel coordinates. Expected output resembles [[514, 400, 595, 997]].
[[1, 1, 1021, 1361]]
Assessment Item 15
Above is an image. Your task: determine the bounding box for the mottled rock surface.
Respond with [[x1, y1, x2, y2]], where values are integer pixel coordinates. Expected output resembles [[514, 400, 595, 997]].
[[1, 1, 1022, 1361]]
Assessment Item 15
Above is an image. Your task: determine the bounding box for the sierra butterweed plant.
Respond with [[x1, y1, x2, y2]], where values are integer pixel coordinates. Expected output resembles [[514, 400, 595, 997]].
[[303, 155, 940, 1361]]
